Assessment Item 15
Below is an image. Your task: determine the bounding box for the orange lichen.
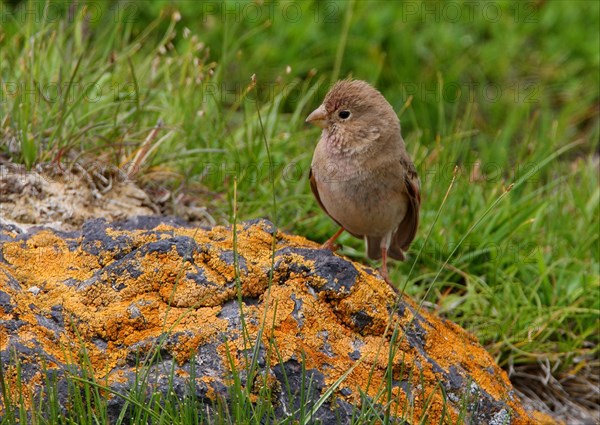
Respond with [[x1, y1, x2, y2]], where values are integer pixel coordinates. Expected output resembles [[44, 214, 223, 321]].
[[0, 220, 550, 423]]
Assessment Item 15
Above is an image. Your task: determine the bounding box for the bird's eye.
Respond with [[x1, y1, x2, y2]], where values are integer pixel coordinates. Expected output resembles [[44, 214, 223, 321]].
[[338, 110, 351, 119]]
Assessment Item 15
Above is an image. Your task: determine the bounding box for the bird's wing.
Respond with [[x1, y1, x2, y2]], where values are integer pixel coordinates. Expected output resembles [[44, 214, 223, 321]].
[[391, 160, 421, 255], [309, 167, 351, 233], [309, 167, 328, 216]]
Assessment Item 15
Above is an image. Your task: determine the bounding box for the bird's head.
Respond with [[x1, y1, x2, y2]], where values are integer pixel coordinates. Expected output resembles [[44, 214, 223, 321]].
[[306, 80, 400, 152]]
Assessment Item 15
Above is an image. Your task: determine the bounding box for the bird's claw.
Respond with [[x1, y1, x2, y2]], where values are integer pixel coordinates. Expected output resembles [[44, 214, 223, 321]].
[[379, 268, 400, 294], [320, 241, 340, 251]]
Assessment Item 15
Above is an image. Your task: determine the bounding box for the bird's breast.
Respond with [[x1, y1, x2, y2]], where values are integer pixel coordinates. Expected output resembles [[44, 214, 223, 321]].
[[312, 160, 408, 237]]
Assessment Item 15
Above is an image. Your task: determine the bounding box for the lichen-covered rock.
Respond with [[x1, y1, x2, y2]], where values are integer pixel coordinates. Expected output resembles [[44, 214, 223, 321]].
[[0, 217, 552, 424]]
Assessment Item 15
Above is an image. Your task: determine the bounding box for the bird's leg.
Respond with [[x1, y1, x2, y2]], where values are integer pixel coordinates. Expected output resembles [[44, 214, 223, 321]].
[[380, 247, 399, 294], [321, 227, 345, 251]]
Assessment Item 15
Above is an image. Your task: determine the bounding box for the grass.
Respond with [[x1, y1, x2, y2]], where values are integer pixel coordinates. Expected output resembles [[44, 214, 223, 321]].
[[0, 0, 598, 422]]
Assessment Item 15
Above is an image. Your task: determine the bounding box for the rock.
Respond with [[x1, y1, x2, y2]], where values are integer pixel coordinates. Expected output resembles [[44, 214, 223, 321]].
[[0, 217, 554, 424]]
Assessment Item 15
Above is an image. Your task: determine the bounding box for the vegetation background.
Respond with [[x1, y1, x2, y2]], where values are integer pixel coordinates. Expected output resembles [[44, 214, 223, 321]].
[[0, 0, 598, 422]]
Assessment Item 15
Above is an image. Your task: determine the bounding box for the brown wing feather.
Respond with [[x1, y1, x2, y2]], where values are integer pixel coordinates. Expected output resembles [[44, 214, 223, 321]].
[[389, 162, 420, 259], [310, 167, 344, 229], [309, 168, 326, 216]]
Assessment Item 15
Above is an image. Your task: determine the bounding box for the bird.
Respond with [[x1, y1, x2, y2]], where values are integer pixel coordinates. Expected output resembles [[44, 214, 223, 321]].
[[305, 79, 420, 292]]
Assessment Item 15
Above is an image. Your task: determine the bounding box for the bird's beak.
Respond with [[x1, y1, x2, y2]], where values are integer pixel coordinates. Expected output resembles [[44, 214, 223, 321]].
[[305, 104, 328, 128]]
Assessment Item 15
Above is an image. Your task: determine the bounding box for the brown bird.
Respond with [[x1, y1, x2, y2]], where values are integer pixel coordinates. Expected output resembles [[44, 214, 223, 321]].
[[306, 79, 420, 291]]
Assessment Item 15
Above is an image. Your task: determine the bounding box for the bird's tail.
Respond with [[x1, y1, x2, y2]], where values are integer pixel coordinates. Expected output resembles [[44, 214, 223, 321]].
[[365, 235, 406, 261]]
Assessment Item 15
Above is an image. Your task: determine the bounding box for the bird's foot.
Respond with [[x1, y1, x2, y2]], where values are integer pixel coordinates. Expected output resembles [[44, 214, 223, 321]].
[[320, 240, 341, 251], [379, 268, 400, 294], [379, 248, 400, 295], [320, 227, 345, 252]]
